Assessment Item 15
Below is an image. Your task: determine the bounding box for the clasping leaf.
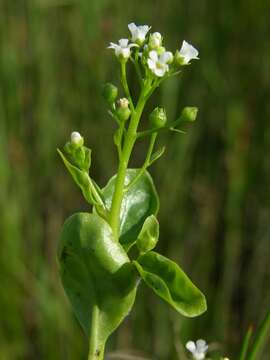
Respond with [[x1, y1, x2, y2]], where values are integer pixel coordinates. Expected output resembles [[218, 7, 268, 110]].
[[58, 213, 138, 348]]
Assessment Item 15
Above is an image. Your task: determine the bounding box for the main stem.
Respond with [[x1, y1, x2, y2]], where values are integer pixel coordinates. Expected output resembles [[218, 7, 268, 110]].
[[109, 85, 149, 238], [88, 305, 105, 360]]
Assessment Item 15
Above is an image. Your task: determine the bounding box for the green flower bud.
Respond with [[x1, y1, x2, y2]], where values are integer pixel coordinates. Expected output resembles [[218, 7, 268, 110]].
[[148, 32, 162, 50], [70, 131, 84, 148], [102, 83, 118, 104], [180, 107, 198, 122], [149, 107, 167, 128], [116, 98, 131, 122], [137, 215, 159, 253], [157, 46, 166, 55]]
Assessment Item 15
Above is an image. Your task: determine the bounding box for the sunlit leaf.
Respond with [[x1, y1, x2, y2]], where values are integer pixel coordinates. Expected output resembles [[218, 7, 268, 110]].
[[101, 169, 159, 251], [58, 213, 138, 348], [134, 251, 207, 317]]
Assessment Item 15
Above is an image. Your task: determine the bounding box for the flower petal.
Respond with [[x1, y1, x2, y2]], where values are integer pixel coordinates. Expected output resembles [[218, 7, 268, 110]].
[[128, 22, 137, 34], [149, 50, 158, 61], [147, 59, 156, 70], [140, 25, 151, 36], [179, 40, 199, 63], [119, 38, 129, 47], [196, 339, 208, 353], [186, 341, 196, 353], [108, 42, 118, 49], [154, 66, 167, 77], [160, 51, 173, 64], [121, 48, 131, 58]]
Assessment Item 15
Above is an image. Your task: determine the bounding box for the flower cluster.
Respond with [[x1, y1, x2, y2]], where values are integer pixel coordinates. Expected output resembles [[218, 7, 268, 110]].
[[108, 22, 199, 78], [186, 339, 208, 360], [185, 339, 230, 360]]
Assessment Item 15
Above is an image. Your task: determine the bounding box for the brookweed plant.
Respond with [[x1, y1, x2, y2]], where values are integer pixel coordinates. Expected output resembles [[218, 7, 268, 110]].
[[57, 23, 270, 360]]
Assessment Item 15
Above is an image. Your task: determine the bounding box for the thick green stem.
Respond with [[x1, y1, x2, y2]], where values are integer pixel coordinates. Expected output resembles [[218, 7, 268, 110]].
[[88, 305, 105, 360], [109, 86, 149, 238]]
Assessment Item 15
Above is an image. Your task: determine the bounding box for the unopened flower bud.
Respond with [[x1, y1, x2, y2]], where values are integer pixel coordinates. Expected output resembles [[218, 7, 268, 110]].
[[180, 107, 198, 122], [157, 46, 166, 56], [70, 131, 84, 148], [102, 83, 118, 104], [149, 32, 162, 49], [118, 98, 129, 108], [116, 98, 131, 121], [149, 107, 167, 128]]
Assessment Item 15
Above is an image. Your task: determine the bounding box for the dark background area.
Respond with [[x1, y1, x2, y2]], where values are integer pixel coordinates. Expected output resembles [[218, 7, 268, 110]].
[[0, 0, 270, 359]]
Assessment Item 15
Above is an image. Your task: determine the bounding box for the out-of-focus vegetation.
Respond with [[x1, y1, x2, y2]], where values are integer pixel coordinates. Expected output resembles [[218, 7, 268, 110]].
[[0, 0, 270, 359]]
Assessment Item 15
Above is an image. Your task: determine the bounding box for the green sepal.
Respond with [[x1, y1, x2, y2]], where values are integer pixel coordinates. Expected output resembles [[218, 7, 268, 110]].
[[58, 149, 97, 205], [137, 215, 159, 253], [58, 213, 138, 346], [134, 251, 207, 317], [101, 169, 159, 251], [83, 147, 91, 172]]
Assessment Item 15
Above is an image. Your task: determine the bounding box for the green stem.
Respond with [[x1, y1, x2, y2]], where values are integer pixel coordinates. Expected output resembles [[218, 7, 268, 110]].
[[132, 50, 143, 87], [247, 308, 270, 360], [120, 61, 134, 111], [109, 85, 150, 238], [124, 132, 157, 192], [239, 325, 253, 360], [88, 305, 105, 360]]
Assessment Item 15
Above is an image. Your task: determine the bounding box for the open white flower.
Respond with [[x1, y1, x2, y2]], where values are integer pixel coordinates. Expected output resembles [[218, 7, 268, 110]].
[[108, 38, 138, 59], [186, 339, 208, 360], [147, 50, 173, 77], [177, 40, 199, 64], [128, 23, 151, 44]]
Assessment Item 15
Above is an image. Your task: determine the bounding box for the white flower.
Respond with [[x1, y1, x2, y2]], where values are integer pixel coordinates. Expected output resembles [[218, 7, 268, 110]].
[[186, 339, 208, 360], [147, 50, 173, 77], [177, 40, 199, 64], [70, 131, 83, 147], [149, 32, 162, 49], [128, 23, 151, 44], [108, 38, 138, 59]]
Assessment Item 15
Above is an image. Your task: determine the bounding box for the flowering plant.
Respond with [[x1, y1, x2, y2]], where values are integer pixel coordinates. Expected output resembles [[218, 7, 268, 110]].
[[57, 22, 205, 360]]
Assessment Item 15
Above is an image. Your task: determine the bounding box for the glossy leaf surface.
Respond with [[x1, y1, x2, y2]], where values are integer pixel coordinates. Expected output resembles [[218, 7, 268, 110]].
[[137, 215, 159, 253], [58, 213, 137, 348], [101, 169, 159, 251], [134, 251, 207, 317]]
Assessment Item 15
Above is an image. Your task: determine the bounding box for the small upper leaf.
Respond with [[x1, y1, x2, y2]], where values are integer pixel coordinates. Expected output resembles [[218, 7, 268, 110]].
[[137, 215, 159, 253], [101, 169, 159, 251], [134, 251, 207, 317]]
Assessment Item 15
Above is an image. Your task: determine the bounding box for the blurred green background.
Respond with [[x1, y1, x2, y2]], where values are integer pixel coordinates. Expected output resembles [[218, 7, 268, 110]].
[[1, 0, 270, 359]]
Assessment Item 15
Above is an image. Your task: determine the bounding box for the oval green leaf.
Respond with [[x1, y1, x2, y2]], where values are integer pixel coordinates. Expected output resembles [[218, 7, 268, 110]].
[[134, 251, 207, 317], [101, 169, 159, 251], [58, 212, 138, 349]]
